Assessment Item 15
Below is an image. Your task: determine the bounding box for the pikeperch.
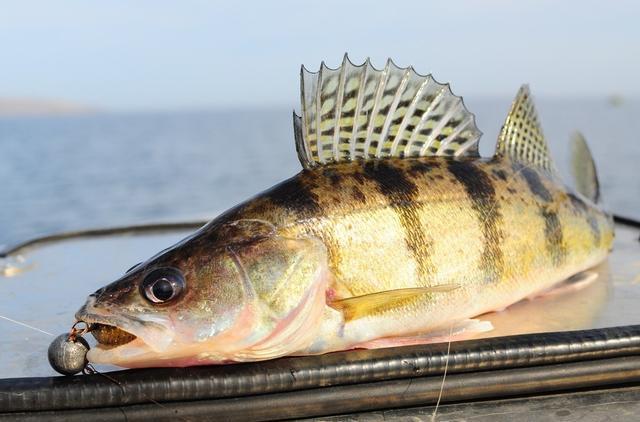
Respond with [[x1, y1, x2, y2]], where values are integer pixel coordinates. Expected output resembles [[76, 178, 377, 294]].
[[76, 57, 614, 368]]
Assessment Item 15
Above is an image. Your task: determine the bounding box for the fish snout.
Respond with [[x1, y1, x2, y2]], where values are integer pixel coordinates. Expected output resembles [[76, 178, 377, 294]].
[[89, 287, 105, 299], [74, 295, 97, 321], [88, 277, 138, 305]]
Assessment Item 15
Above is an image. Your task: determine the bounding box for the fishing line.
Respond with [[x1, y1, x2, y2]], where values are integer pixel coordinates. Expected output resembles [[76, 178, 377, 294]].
[[86, 364, 194, 422], [429, 164, 528, 422], [426, 166, 531, 421], [428, 165, 544, 421], [431, 323, 453, 422], [0, 314, 53, 336], [0, 313, 190, 420]]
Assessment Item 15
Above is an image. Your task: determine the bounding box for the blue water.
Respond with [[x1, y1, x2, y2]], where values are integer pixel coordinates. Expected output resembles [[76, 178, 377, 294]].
[[2, 99, 640, 248]]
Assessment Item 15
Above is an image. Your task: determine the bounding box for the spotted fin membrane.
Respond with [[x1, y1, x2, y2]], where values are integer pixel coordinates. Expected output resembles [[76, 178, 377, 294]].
[[293, 54, 483, 169], [495, 85, 559, 176]]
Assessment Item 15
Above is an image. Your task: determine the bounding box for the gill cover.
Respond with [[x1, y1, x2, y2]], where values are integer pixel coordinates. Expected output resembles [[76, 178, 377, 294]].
[[219, 220, 331, 361], [168, 219, 333, 362]]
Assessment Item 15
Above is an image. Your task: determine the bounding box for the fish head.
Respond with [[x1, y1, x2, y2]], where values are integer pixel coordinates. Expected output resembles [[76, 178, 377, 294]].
[[75, 219, 330, 367]]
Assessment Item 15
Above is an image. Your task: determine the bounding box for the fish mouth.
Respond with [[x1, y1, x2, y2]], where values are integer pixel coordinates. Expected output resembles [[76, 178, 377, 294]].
[[90, 323, 137, 348], [75, 298, 175, 366], [75, 311, 173, 365], [76, 312, 149, 353]]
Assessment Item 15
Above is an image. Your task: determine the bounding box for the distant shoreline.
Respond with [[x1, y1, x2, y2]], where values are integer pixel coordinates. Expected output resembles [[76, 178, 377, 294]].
[[0, 98, 97, 116]]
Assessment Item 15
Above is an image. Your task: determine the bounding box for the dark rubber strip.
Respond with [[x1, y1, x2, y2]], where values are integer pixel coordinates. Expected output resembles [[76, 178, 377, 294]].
[[2, 325, 640, 413], [2, 356, 640, 421]]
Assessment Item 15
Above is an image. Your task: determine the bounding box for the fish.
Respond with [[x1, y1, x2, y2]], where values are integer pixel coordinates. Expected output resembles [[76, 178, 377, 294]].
[[75, 56, 614, 368]]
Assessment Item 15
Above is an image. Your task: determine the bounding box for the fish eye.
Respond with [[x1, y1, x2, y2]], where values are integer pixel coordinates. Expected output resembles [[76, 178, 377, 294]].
[[141, 268, 185, 304]]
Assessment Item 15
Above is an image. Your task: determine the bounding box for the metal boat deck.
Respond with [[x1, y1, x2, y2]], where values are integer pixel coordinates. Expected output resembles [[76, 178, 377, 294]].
[[0, 217, 639, 420]]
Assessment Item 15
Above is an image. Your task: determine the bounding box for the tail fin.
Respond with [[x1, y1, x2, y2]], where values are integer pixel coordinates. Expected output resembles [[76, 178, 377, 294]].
[[570, 132, 601, 203]]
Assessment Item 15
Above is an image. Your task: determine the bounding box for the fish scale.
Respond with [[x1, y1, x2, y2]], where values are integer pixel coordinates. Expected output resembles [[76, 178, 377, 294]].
[[74, 56, 614, 368]]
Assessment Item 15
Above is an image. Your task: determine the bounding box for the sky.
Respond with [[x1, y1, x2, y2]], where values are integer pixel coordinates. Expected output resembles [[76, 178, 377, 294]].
[[1, 0, 639, 110]]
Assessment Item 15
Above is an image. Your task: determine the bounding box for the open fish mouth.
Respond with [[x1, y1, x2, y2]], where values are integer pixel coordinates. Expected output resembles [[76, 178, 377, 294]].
[[90, 323, 137, 347], [75, 299, 175, 365]]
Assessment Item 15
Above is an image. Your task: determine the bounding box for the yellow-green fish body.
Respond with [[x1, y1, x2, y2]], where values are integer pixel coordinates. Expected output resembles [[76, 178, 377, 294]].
[[76, 57, 613, 367], [223, 156, 612, 352]]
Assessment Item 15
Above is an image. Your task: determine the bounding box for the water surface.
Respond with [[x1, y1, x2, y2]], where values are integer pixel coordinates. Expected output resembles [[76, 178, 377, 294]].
[[1, 99, 639, 248]]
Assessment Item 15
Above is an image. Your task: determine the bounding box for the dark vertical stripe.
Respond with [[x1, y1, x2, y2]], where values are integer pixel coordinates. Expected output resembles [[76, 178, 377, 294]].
[[542, 208, 566, 265], [516, 164, 566, 265], [519, 166, 553, 202], [588, 215, 601, 247], [264, 173, 322, 216], [363, 161, 435, 281], [448, 160, 505, 284], [567, 192, 601, 247]]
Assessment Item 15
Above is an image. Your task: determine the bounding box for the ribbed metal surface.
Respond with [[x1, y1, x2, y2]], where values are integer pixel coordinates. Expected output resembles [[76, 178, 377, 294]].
[[3, 356, 640, 421], [2, 325, 640, 413]]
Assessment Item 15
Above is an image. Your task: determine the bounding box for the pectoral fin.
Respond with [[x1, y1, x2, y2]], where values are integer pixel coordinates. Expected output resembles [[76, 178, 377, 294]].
[[330, 284, 459, 321]]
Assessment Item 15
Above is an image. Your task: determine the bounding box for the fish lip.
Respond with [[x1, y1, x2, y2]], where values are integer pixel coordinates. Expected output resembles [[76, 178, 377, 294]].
[[75, 298, 173, 355], [75, 309, 157, 332], [75, 311, 148, 349]]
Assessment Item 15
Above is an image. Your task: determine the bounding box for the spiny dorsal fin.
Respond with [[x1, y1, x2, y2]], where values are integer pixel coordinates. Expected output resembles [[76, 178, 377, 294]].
[[293, 55, 482, 169], [570, 132, 601, 203], [495, 85, 558, 175], [329, 284, 459, 321]]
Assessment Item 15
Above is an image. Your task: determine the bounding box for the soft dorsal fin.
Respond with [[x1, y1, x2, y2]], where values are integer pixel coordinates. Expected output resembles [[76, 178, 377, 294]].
[[293, 55, 482, 169], [495, 85, 558, 175], [570, 132, 601, 203], [329, 284, 459, 321]]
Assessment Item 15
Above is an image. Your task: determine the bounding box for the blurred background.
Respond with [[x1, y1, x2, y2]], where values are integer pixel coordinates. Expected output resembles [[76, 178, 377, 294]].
[[1, 0, 639, 248]]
